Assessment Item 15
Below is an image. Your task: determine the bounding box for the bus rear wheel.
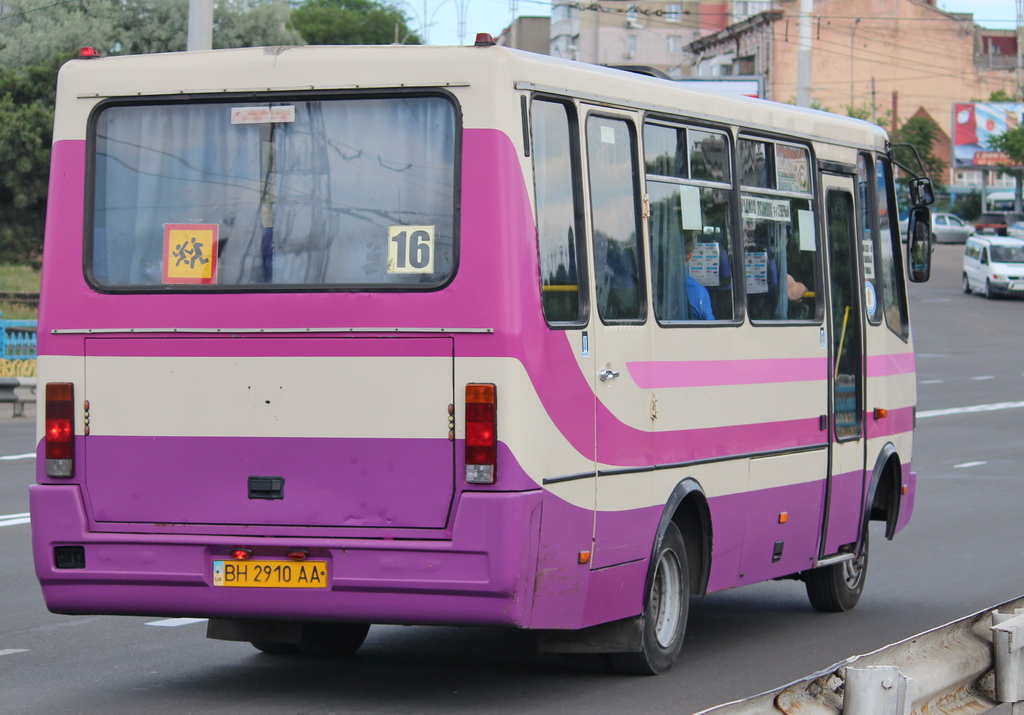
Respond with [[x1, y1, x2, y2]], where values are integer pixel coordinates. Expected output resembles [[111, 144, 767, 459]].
[[804, 531, 869, 612], [297, 623, 371, 657], [610, 522, 689, 675]]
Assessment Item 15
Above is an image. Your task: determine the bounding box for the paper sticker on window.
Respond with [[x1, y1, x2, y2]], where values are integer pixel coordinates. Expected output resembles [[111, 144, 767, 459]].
[[690, 242, 721, 287], [163, 223, 218, 284], [798, 209, 816, 251], [680, 185, 703, 231], [231, 106, 296, 125], [744, 251, 769, 294], [388, 225, 435, 274]]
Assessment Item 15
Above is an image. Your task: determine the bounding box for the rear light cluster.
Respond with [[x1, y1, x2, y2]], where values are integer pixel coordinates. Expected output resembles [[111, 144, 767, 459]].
[[465, 383, 497, 484], [45, 383, 75, 478]]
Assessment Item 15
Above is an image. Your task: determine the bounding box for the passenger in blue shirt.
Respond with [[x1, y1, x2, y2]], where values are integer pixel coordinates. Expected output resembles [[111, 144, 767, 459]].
[[685, 236, 715, 320]]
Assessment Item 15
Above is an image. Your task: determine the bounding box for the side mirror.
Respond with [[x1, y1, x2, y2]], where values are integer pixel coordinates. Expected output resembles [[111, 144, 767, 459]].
[[907, 206, 931, 283], [909, 177, 935, 207]]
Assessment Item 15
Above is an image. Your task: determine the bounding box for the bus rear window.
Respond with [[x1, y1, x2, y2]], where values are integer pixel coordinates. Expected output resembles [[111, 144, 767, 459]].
[[88, 94, 457, 290]]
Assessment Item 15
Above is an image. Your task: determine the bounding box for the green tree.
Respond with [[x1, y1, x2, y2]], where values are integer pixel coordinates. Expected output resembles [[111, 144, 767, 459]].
[[0, 55, 65, 264], [986, 126, 1024, 212], [291, 0, 421, 45], [0, 0, 303, 263], [890, 115, 947, 194]]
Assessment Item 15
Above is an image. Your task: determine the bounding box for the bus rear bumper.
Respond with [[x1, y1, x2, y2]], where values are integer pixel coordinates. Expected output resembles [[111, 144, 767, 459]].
[[30, 484, 543, 627]]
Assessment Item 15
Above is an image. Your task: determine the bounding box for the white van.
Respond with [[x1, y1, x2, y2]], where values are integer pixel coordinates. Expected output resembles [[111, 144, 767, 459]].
[[962, 235, 1024, 299]]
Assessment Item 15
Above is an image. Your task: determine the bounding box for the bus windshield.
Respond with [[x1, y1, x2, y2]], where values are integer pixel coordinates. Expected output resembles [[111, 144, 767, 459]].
[[90, 95, 457, 290]]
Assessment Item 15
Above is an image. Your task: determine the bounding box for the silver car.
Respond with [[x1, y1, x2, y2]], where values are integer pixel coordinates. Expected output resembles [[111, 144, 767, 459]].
[[899, 212, 974, 244]]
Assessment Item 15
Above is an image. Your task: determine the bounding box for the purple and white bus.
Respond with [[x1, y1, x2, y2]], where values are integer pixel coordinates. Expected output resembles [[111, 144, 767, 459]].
[[31, 41, 932, 674]]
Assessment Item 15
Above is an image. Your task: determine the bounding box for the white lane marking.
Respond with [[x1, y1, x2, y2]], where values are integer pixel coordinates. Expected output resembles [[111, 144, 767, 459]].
[[918, 401, 1024, 419], [954, 461, 987, 469], [0, 649, 28, 657], [919, 379, 944, 385], [0, 453, 35, 461], [0, 513, 30, 527], [970, 375, 995, 381], [145, 618, 207, 627]]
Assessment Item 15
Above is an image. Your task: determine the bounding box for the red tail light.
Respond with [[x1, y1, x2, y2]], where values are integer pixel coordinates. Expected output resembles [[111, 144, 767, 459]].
[[465, 383, 496, 484], [45, 382, 75, 478]]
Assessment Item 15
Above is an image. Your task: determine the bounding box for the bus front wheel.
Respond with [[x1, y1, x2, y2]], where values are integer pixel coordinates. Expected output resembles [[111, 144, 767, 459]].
[[610, 522, 689, 675], [804, 531, 869, 612]]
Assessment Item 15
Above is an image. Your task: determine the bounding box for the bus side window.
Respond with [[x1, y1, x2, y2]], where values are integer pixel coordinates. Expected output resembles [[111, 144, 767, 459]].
[[587, 115, 645, 323], [532, 99, 586, 326], [871, 155, 909, 339], [645, 122, 734, 323], [740, 139, 818, 322]]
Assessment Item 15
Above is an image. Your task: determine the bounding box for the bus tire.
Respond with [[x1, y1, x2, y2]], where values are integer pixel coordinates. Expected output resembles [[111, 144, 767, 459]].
[[610, 522, 689, 675], [297, 623, 371, 657], [804, 531, 869, 612]]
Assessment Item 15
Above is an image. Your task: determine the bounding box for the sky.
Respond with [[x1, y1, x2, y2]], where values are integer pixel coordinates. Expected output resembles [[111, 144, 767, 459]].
[[419, 0, 1018, 47]]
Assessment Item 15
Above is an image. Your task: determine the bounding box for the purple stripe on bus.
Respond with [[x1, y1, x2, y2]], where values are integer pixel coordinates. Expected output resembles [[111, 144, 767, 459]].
[[628, 357, 828, 388], [823, 469, 866, 554]]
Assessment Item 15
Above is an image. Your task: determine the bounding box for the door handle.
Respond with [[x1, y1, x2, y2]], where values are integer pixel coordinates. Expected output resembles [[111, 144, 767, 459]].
[[599, 368, 620, 382]]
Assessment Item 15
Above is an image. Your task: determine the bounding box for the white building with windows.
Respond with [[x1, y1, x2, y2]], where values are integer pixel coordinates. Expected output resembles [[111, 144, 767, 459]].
[[550, 0, 710, 78]]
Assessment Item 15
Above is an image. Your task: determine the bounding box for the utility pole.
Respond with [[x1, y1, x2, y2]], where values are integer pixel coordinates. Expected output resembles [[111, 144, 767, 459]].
[[187, 0, 214, 52], [1017, 0, 1023, 99], [796, 0, 813, 107]]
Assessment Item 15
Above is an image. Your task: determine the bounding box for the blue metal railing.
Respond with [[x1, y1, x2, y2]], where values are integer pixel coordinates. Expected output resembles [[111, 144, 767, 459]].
[[0, 313, 37, 378]]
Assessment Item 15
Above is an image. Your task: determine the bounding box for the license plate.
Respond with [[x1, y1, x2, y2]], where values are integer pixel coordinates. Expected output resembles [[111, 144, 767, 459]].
[[1009, 282, 1024, 291], [212, 560, 328, 588]]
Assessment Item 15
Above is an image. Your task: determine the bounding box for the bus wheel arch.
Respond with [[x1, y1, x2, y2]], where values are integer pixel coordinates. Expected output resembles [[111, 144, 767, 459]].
[[607, 479, 712, 675], [865, 443, 902, 541]]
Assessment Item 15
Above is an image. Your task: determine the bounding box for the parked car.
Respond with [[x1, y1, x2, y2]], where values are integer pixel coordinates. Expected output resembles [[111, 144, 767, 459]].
[[898, 212, 974, 243], [962, 235, 1024, 299], [974, 211, 1024, 237], [1007, 221, 1024, 240]]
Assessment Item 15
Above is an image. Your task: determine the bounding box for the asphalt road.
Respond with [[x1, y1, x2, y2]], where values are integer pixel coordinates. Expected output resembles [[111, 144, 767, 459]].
[[1, 243, 1022, 713]]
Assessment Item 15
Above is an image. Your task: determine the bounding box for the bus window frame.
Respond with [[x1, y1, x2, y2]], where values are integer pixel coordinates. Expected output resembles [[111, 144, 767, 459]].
[[82, 87, 464, 295], [584, 109, 648, 326], [875, 155, 910, 342], [641, 115, 740, 327], [737, 134, 824, 326], [529, 94, 590, 329]]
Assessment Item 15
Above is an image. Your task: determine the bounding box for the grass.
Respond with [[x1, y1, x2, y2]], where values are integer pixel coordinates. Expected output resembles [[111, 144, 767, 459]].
[[0, 263, 41, 321]]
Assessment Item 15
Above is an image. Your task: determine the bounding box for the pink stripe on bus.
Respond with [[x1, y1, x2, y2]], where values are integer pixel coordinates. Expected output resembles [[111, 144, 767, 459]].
[[866, 352, 915, 377], [627, 357, 828, 388]]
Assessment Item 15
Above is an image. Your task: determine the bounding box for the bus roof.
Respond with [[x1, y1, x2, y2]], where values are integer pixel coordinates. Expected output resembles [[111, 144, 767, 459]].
[[54, 43, 889, 153]]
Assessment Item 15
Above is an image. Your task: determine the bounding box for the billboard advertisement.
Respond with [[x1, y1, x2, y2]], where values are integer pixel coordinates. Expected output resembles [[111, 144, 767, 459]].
[[953, 102, 1024, 168]]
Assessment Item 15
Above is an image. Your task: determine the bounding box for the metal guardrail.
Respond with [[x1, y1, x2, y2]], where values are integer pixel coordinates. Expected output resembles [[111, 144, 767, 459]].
[[0, 291, 40, 308], [697, 595, 1024, 714], [0, 376, 36, 417]]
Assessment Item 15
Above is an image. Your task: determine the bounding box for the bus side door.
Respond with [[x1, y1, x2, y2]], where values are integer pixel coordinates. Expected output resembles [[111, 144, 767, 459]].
[[581, 109, 655, 569], [820, 171, 867, 556]]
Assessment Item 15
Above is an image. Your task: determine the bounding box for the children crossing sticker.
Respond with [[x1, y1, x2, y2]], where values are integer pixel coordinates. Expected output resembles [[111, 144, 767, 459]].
[[163, 223, 218, 284]]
